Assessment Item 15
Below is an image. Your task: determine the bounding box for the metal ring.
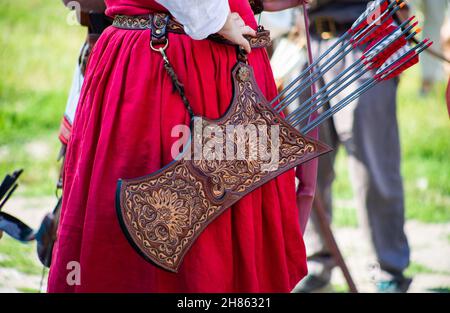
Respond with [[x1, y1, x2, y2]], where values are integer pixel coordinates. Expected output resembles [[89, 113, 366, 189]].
[[150, 38, 169, 52]]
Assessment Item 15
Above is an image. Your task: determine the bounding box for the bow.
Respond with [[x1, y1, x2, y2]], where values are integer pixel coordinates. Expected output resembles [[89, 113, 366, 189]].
[[391, 1, 450, 64], [258, 0, 319, 232], [297, 0, 357, 294], [0, 169, 34, 242], [301, 1, 317, 96], [294, 1, 320, 234], [0, 169, 60, 268]]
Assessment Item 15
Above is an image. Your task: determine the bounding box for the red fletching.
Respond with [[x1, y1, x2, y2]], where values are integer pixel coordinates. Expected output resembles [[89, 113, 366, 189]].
[[380, 51, 418, 80], [352, 17, 394, 47], [374, 42, 427, 81], [362, 22, 414, 69], [350, 0, 390, 34]]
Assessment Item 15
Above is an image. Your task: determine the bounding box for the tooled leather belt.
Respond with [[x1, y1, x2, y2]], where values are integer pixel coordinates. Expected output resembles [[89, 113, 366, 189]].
[[112, 13, 271, 49]]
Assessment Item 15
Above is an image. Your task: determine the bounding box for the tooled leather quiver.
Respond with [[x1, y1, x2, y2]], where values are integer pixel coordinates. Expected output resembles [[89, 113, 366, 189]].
[[116, 62, 331, 272]]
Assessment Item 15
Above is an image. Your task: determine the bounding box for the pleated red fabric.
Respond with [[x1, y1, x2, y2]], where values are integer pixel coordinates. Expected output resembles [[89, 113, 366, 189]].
[[47, 0, 309, 292]]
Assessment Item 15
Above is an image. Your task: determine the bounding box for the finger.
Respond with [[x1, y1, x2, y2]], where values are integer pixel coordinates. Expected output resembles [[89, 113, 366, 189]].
[[236, 18, 245, 27], [233, 14, 245, 27], [231, 12, 240, 20], [238, 36, 251, 54], [241, 25, 256, 37]]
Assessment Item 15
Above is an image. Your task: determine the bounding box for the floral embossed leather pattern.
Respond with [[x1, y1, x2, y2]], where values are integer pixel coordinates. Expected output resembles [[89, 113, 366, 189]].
[[116, 63, 331, 272]]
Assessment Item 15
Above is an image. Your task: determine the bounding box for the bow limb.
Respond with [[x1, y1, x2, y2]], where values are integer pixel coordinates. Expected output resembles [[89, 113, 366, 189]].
[[296, 1, 320, 233], [392, 7, 450, 64]]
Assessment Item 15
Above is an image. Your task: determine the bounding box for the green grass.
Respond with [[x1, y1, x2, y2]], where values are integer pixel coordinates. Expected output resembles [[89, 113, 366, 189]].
[[0, 1, 449, 224], [331, 284, 349, 293], [0, 0, 84, 196], [17, 286, 41, 293], [405, 261, 450, 277], [333, 204, 358, 228], [332, 69, 449, 227], [428, 287, 450, 293], [404, 262, 437, 276], [398, 71, 450, 223], [0, 236, 42, 275]]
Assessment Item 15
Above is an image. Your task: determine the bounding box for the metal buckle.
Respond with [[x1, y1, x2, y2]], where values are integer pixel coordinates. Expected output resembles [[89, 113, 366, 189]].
[[149, 13, 170, 58], [150, 38, 169, 53], [315, 16, 337, 40]]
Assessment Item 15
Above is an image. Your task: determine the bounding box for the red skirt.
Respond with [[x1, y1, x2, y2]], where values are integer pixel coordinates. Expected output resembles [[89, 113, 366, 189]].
[[47, 25, 308, 292]]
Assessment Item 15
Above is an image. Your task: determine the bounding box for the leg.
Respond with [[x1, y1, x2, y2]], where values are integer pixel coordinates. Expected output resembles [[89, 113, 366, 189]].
[[339, 78, 411, 287]]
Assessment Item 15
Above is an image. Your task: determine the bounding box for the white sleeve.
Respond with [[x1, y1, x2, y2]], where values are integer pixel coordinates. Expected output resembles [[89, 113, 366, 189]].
[[156, 0, 230, 40]]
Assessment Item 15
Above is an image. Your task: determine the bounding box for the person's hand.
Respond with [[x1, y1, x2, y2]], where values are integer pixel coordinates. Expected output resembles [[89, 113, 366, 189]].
[[0, 231, 3, 240], [263, 0, 307, 12], [218, 12, 256, 54]]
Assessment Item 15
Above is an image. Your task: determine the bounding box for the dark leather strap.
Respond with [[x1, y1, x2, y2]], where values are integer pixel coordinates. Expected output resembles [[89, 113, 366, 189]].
[[77, 12, 113, 75], [150, 13, 170, 45], [112, 14, 271, 49]]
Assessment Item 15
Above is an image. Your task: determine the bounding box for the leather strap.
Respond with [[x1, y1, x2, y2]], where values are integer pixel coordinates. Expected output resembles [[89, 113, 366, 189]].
[[112, 14, 271, 49], [150, 13, 170, 45]]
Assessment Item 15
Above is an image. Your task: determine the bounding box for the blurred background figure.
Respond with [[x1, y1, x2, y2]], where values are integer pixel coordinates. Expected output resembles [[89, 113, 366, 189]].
[[446, 77, 450, 115], [443, 4, 450, 78], [266, 0, 412, 293], [411, 0, 449, 95], [29, 0, 111, 270]]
